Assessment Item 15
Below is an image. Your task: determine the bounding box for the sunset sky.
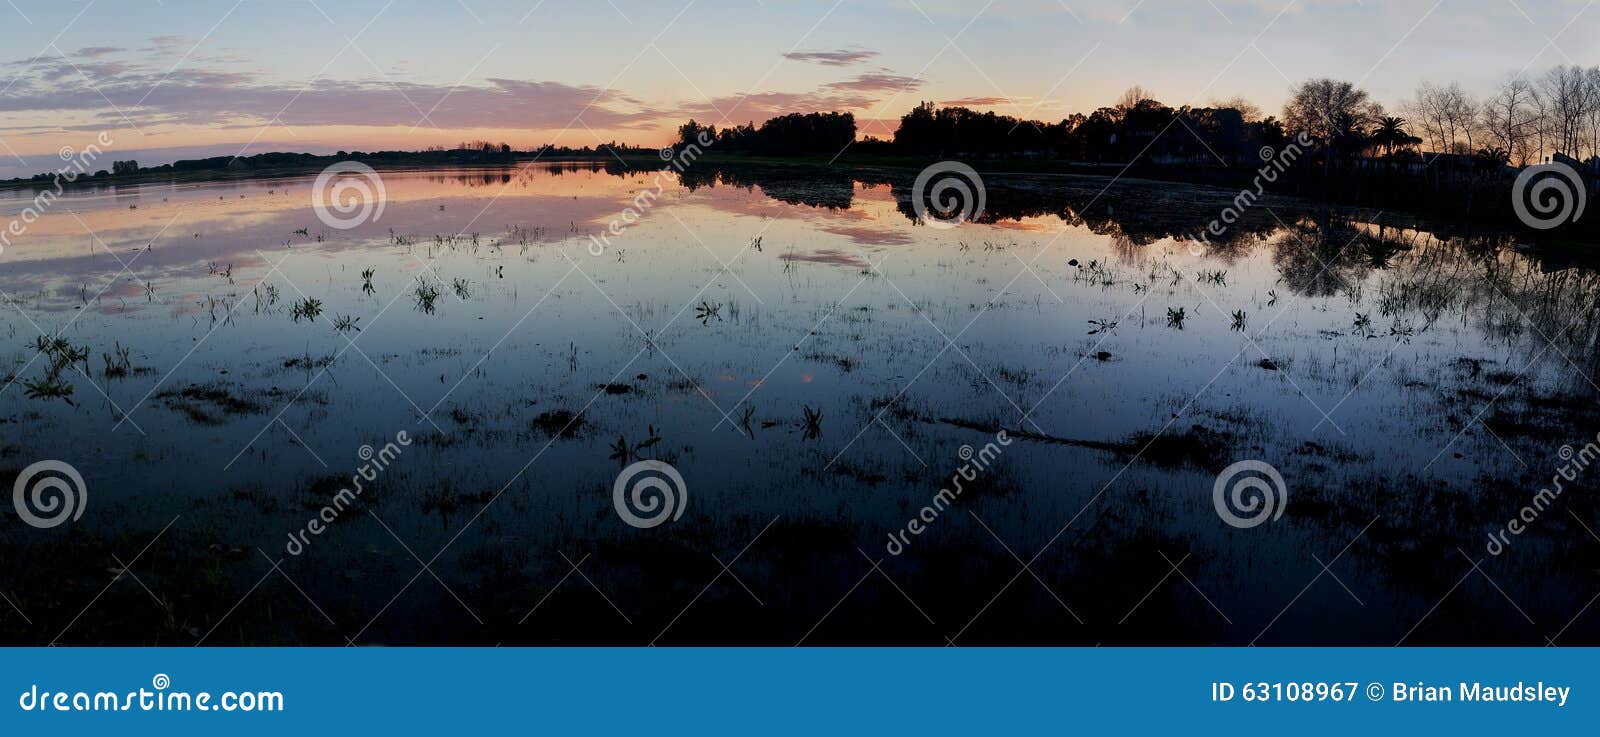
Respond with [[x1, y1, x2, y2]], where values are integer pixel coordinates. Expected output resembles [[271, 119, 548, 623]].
[[1, 0, 1596, 177]]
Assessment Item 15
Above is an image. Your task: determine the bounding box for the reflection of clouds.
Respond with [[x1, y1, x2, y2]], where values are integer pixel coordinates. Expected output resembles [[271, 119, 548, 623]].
[[819, 225, 913, 246], [986, 219, 1053, 233], [0, 170, 633, 311], [682, 178, 913, 248], [779, 249, 870, 269]]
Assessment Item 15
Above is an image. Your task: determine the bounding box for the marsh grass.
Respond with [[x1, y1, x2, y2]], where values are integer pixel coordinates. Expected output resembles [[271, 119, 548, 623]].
[[414, 279, 442, 313], [289, 297, 323, 322]]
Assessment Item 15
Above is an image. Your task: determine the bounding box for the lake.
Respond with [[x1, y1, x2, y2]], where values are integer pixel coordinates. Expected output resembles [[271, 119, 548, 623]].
[[2, 161, 1596, 645]]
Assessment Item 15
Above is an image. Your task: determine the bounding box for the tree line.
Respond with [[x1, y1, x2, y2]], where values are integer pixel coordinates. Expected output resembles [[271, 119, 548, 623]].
[[670, 64, 1600, 171]]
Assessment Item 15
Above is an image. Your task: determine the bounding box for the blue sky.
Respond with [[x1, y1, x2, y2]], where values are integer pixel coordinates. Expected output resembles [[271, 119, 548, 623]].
[[0, 0, 1596, 175]]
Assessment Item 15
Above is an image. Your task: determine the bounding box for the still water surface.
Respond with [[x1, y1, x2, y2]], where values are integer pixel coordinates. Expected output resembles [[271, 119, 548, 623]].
[[1, 163, 1596, 644]]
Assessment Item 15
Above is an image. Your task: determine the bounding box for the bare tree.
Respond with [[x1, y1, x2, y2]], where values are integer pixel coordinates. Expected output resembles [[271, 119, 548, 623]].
[[1409, 81, 1479, 155], [1586, 66, 1600, 161], [1540, 65, 1589, 156], [1116, 85, 1153, 112], [1211, 95, 1263, 123], [1482, 76, 1538, 165]]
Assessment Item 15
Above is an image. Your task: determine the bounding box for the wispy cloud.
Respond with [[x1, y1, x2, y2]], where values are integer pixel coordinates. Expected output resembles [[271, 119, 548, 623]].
[[825, 72, 923, 93], [783, 49, 879, 67], [74, 46, 125, 58], [941, 96, 1013, 107]]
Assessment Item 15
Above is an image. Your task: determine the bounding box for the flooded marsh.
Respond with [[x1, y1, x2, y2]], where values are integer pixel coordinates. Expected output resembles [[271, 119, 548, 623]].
[[2, 163, 1598, 645]]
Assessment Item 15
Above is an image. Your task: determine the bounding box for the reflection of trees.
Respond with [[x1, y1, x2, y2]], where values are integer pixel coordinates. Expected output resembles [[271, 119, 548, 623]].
[[425, 163, 610, 189], [1472, 244, 1600, 371], [677, 166, 856, 210], [1270, 214, 1370, 298], [1336, 224, 1600, 382], [429, 160, 1600, 377]]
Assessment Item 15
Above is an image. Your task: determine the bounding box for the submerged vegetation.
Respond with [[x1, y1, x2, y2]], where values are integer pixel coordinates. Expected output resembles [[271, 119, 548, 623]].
[[4, 162, 1600, 647]]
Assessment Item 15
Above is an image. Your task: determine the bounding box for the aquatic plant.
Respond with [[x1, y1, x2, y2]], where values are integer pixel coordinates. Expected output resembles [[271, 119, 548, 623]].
[[361, 268, 376, 295], [451, 277, 472, 300], [1087, 319, 1119, 335], [1166, 306, 1187, 329], [1230, 310, 1247, 332], [738, 405, 757, 436], [102, 342, 132, 378], [695, 300, 723, 325], [33, 336, 90, 379], [254, 283, 280, 312], [23, 376, 74, 403], [414, 279, 442, 313], [290, 297, 323, 322], [608, 425, 662, 465], [802, 405, 823, 439], [332, 314, 361, 333], [1389, 319, 1416, 343], [1352, 312, 1374, 338], [1073, 259, 1116, 287]]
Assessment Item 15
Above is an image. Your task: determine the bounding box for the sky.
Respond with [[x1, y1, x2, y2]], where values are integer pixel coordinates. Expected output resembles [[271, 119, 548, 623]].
[[0, 0, 1597, 176]]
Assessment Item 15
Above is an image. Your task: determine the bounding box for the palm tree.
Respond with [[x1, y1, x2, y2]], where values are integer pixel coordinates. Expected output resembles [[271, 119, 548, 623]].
[[1475, 147, 1510, 166], [1371, 116, 1415, 157], [1330, 112, 1369, 159]]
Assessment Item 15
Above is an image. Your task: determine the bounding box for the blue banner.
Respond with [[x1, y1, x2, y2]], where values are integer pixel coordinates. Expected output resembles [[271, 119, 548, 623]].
[[0, 648, 1591, 734]]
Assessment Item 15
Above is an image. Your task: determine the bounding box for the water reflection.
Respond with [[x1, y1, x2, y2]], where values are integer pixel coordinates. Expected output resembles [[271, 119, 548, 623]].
[[1, 163, 1597, 646]]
